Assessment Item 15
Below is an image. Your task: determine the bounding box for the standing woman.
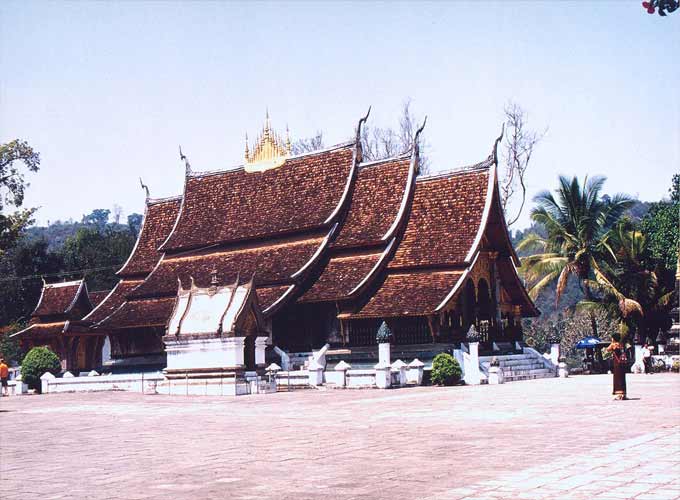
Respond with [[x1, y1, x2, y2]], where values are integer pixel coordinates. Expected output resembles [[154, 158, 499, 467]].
[[606, 333, 628, 400]]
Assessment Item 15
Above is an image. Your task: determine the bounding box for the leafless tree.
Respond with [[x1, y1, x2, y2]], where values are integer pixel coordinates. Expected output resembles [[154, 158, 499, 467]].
[[500, 102, 546, 226], [361, 99, 430, 174], [112, 204, 123, 225], [291, 131, 324, 155]]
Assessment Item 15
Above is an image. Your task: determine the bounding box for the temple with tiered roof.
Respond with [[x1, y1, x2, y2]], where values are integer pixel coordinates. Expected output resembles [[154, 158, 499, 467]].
[[14, 110, 539, 373]]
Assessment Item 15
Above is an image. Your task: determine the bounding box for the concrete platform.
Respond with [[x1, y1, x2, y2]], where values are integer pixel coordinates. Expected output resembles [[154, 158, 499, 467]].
[[0, 373, 678, 500]]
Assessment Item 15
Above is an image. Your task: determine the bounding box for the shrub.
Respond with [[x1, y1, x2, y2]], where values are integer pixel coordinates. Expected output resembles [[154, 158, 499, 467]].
[[21, 346, 61, 391], [672, 360, 680, 373], [430, 353, 462, 386]]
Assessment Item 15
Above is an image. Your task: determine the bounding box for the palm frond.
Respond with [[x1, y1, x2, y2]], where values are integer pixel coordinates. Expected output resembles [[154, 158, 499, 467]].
[[527, 270, 560, 300], [516, 233, 547, 252]]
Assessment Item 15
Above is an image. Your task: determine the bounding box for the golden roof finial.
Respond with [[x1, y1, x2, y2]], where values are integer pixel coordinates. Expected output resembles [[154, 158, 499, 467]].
[[244, 111, 290, 172]]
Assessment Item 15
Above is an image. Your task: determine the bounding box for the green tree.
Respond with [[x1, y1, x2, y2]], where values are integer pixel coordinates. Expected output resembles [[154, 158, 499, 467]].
[[127, 213, 143, 237], [518, 176, 635, 336], [580, 220, 674, 341], [0, 140, 41, 254], [21, 346, 61, 391], [640, 174, 679, 275], [82, 208, 110, 229], [0, 324, 24, 364], [61, 226, 135, 290], [0, 239, 64, 326]]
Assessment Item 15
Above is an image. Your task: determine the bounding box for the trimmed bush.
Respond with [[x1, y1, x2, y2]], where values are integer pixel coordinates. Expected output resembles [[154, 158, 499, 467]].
[[21, 346, 61, 391], [430, 353, 462, 386]]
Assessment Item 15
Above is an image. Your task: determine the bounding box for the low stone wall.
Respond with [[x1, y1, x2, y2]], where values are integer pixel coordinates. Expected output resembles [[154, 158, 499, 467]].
[[40, 372, 164, 394], [275, 370, 311, 389]]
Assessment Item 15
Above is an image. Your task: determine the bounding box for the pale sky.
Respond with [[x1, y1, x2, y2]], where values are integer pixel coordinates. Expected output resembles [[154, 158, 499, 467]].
[[1, 1, 678, 230]]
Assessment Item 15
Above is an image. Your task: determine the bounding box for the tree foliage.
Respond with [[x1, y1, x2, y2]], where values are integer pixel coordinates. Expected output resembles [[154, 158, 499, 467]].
[[61, 226, 136, 290], [524, 309, 617, 366], [0, 324, 24, 365], [0, 239, 64, 326], [0, 140, 41, 254], [21, 346, 61, 391], [640, 174, 679, 275], [430, 353, 462, 386], [518, 176, 635, 336]]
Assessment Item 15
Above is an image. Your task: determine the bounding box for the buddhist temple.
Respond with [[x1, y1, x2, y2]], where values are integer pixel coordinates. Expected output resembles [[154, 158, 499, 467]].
[[14, 110, 539, 374]]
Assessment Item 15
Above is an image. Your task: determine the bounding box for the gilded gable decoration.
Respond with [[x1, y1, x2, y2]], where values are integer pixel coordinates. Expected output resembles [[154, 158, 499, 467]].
[[244, 111, 292, 172]]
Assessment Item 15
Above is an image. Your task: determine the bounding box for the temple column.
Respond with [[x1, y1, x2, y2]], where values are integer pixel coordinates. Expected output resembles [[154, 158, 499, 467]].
[[488, 251, 502, 334], [254, 336, 269, 368], [512, 305, 523, 341]]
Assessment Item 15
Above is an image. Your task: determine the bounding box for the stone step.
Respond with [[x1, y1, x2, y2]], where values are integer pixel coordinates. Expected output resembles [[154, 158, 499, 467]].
[[481, 361, 547, 370], [504, 372, 556, 382], [502, 368, 554, 377]]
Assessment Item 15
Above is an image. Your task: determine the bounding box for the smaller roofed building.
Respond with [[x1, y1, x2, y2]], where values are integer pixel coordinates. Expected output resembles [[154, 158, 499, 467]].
[[12, 280, 108, 372]]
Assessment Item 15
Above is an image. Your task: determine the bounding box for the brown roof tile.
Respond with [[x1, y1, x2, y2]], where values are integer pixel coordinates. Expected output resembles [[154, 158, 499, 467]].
[[14, 322, 68, 338], [85, 280, 144, 325], [257, 284, 294, 311], [99, 297, 176, 329], [130, 237, 325, 299], [389, 167, 491, 269], [117, 197, 182, 277], [333, 157, 411, 248], [348, 271, 463, 319], [299, 252, 381, 303], [32, 280, 87, 317], [161, 145, 354, 252], [88, 290, 111, 308]]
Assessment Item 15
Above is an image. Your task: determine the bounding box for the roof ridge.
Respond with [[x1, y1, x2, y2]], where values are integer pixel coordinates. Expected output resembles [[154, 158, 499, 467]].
[[357, 152, 411, 169], [147, 195, 182, 205], [417, 156, 493, 182], [45, 279, 83, 288], [187, 141, 355, 178]]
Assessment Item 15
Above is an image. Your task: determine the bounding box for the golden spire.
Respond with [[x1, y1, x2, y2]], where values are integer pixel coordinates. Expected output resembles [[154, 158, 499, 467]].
[[244, 133, 250, 162], [244, 111, 290, 172]]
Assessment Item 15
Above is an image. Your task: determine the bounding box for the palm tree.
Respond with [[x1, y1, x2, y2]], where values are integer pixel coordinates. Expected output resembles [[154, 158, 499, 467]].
[[580, 220, 674, 341], [517, 176, 636, 336]]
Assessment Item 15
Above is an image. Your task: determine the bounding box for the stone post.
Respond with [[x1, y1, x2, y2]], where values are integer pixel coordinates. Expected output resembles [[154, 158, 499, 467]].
[[308, 359, 324, 386], [254, 336, 269, 367], [407, 358, 425, 385], [558, 361, 569, 378], [464, 342, 481, 385], [488, 365, 504, 385], [550, 343, 560, 366], [378, 342, 391, 366], [40, 372, 56, 394], [391, 359, 407, 387], [63, 371, 74, 378], [334, 360, 351, 387], [632, 344, 645, 373], [13, 374, 27, 395], [374, 362, 391, 389]]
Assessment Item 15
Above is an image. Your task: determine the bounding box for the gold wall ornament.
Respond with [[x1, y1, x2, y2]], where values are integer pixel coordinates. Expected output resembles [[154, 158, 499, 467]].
[[244, 111, 292, 172]]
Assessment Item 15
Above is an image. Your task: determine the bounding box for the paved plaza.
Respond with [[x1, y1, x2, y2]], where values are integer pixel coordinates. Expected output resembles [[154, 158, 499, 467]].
[[1, 373, 678, 500]]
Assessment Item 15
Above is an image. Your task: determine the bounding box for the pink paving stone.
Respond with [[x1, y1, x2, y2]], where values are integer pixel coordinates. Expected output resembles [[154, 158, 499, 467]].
[[0, 373, 678, 500]]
